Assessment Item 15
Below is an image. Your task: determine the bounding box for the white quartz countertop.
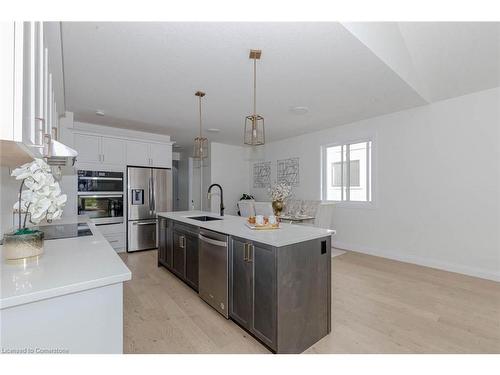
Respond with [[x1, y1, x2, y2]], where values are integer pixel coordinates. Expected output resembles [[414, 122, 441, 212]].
[[0, 222, 131, 309], [157, 211, 334, 247]]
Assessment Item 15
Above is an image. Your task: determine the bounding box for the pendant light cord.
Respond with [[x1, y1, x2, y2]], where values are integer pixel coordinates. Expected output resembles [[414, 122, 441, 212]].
[[199, 95, 202, 138], [253, 57, 257, 118]]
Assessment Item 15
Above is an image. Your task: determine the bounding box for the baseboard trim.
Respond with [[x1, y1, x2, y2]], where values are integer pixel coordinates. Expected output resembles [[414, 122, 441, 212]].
[[333, 240, 500, 282]]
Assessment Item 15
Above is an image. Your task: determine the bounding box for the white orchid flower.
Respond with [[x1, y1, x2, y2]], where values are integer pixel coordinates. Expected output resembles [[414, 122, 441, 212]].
[[11, 158, 67, 228]]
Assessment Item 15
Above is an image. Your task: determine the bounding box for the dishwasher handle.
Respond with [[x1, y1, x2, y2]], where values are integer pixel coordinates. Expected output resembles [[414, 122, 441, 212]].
[[199, 233, 227, 247]]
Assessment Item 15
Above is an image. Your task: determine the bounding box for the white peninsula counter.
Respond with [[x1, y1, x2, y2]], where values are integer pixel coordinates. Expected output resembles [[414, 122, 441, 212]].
[[0, 222, 131, 354]]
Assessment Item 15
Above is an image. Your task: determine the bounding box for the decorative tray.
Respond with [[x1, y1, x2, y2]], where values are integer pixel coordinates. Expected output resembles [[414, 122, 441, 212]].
[[245, 222, 280, 230]]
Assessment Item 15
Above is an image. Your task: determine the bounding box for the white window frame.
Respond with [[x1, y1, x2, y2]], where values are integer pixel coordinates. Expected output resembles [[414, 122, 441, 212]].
[[321, 135, 377, 209]]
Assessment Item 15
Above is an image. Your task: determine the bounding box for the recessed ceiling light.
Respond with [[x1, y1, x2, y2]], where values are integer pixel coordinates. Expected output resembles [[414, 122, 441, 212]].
[[290, 106, 309, 115], [207, 128, 221, 133], [95, 110, 105, 116]]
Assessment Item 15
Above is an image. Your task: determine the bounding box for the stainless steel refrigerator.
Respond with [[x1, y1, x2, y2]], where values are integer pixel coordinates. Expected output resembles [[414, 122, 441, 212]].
[[127, 166, 172, 252]]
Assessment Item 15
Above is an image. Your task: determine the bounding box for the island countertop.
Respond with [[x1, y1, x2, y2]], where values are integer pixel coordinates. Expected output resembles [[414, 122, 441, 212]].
[[157, 210, 334, 247], [0, 221, 131, 310]]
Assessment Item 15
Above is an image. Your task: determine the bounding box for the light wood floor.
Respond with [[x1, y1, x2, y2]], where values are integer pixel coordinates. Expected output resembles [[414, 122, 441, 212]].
[[119, 250, 500, 354]]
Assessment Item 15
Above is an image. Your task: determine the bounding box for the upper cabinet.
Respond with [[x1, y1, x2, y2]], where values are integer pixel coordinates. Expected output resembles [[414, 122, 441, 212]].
[[125, 140, 150, 166], [0, 21, 64, 163], [72, 133, 171, 168], [73, 133, 100, 164], [101, 136, 126, 165], [149, 142, 172, 168], [74, 133, 126, 166], [0, 23, 16, 141], [126, 140, 172, 168], [1, 22, 42, 155]]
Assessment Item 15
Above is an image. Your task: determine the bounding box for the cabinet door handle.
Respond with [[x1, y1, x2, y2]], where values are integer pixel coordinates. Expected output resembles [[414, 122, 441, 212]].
[[179, 235, 185, 249], [248, 244, 254, 263], [244, 243, 253, 262]]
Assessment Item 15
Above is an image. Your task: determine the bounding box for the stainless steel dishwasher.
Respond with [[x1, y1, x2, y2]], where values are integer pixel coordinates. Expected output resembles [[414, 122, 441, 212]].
[[198, 228, 229, 318]]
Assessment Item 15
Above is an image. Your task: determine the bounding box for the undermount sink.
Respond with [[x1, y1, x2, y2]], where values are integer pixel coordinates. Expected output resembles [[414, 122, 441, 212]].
[[188, 216, 222, 222]]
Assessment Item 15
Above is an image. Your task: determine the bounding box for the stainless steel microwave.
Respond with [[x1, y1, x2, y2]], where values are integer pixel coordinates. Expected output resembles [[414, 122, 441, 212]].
[[77, 170, 124, 224]]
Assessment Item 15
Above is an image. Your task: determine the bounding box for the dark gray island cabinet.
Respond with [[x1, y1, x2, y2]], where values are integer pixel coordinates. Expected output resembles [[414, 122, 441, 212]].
[[158, 217, 199, 291], [230, 235, 331, 353], [157, 214, 332, 354]]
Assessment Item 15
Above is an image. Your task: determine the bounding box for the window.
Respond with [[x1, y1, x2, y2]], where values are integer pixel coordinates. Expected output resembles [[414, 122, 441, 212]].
[[323, 140, 372, 203], [332, 160, 360, 187]]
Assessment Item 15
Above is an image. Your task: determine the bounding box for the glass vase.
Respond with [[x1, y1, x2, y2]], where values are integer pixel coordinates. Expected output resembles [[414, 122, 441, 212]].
[[2, 230, 44, 261]]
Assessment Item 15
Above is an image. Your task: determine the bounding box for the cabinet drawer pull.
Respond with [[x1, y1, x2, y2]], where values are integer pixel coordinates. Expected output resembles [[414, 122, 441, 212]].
[[244, 243, 253, 262]]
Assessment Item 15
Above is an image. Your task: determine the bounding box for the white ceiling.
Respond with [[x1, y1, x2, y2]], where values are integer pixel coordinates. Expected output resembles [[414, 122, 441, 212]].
[[61, 22, 500, 147]]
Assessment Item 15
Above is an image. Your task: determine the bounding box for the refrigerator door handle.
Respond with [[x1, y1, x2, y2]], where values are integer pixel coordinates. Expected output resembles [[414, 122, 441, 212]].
[[151, 173, 156, 214], [148, 174, 152, 214]]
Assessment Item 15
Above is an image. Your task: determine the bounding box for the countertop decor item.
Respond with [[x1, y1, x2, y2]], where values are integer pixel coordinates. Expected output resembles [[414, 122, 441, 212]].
[[272, 200, 285, 216], [246, 215, 280, 230], [268, 182, 292, 216], [2, 158, 67, 261], [244, 49, 265, 146]]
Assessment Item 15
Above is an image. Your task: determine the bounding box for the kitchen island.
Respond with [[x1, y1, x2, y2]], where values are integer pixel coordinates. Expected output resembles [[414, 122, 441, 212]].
[[157, 210, 334, 354], [0, 222, 131, 354]]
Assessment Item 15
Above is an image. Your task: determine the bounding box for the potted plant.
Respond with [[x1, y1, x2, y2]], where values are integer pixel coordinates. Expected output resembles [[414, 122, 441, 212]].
[[268, 183, 292, 216], [2, 159, 67, 261]]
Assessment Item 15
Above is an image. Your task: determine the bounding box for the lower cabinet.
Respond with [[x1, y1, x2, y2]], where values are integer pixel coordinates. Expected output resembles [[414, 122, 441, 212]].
[[172, 230, 186, 278], [158, 220, 198, 292], [230, 238, 253, 327], [158, 217, 172, 268], [230, 237, 277, 351]]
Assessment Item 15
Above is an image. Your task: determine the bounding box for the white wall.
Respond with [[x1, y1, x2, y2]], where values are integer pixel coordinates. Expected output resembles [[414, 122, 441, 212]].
[[176, 150, 189, 211], [210, 142, 251, 215], [250, 87, 500, 281], [0, 166, 20, 238]]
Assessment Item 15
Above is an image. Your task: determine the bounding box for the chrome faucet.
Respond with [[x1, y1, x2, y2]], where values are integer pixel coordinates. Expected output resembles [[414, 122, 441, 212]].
[[208, 183, 224, 216]]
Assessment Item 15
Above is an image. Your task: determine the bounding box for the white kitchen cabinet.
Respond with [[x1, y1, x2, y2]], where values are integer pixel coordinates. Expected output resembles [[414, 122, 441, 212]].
[[125, 140, 150, 166], [126, 140, 172, 168], [0, 22, 15, 141], [34, 22, 45, 146], [0, 21, 56, 160], [101, 136, 125, 165], [1, 23, 38, 149], [74, 133, 125, 166], [149, 142, 172, 168], [74, 133, 101, 163], [22, 22, 36, 148]]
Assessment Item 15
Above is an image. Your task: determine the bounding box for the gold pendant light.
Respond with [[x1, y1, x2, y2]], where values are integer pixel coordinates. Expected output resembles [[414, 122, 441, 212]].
[[244, 49, 265, 146], [193, 91, 208, 159]]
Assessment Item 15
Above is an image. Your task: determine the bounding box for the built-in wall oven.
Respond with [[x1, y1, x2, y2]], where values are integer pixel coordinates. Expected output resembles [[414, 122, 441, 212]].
[[77, 170, 124, 225]]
